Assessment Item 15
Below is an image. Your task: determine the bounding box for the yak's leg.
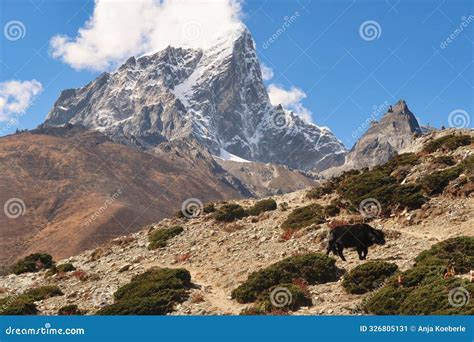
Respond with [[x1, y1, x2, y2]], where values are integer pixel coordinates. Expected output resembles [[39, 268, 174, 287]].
[[356, 247, 364, 260], [336, 244, 346, 261], [362, 247, 368, 259]]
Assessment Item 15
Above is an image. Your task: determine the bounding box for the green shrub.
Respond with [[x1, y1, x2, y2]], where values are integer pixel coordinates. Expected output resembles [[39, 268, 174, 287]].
[[363, 237, 474, 315], [58, 304, 83, 315], [129, 267, 191, 285], [231, 253, 338, 303], [432, 156, 456, 166], [46, 262, 76, 276], [23, 285, 64, 301], [0, 296, 38, 315], [11, 253, 54, 275], [381, 153, 420, 172], [419, 167, 462, 196], [148, 226, 184, 249], [246, 199, 277, 216], [414, 236, 474, 273], [96, 297, 174, 315], [398, 278, 473, 315], [242, 284, 312, 314], [324, 204, 340, 217], [342, 262, 398, 294], [388, 266, 444, 288], [459, 155, 474, 172], [203, 203, 216, 213], [56, 263, 76, 273], [423, 134, 472, 153], [363, 286, 410, 315], [97, 267, 191, 315], [114, 279, 186, 302], [213, 204, 247, 222], [306, 183, 335, 199], [337, 169, 426, 214], [281, 204, 325, 231]]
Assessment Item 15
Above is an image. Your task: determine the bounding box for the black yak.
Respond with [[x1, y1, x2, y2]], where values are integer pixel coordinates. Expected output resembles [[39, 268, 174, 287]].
[[326, 223, 385, 261]]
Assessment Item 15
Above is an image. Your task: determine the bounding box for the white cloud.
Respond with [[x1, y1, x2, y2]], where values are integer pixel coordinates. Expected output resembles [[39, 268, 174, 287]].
[[0, 80, 43, 122], [267, 84, 313, 123], [50, 0, 243, 71], [260, 63, 274, 81]]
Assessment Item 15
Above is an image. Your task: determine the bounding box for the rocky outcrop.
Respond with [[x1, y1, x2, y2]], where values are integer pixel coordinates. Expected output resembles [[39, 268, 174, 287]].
[[344, 100, 421, 169]]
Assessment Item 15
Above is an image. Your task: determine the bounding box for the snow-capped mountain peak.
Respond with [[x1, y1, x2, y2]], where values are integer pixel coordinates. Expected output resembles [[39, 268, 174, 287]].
[[44, 25, 346, 171]]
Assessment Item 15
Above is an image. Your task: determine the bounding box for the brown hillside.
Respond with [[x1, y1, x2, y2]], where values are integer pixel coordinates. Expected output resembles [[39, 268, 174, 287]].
[[0, 128, 244, 269]]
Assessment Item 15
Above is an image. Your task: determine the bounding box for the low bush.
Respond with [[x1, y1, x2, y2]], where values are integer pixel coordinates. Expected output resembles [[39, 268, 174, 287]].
[[419, 167, 462, 196], [398, 278, 474, 315], [96, 297, 176, 315], [281, 204, 325, 231], [381, 153, 420, 173], [342, 261, 398, 294], [46, 263, 76, 276], [11, 253, 54, 275], [324, 204, 340, 217], [337, 168, 426, 214], [423, 134, 472, 153], [231, 253, 338, 303], [414, 236, 474, 273], [0, 296, 38, 315], [246, 199, 277, 216], [432, 156, 456, 166], [97, 267, 191, 315], [23, 286, 63, 301], [0, 285, 63, 316], [363, 237, 474, 315], [56, 263, 76, 273], [213, 204, 247, 222], [363, 286, 410, 315], [306, 183, 335, 199], [148, 226, 184, 249], [203, 203, 216, 213], [242, 284, 312, 314], [58, 304, 83, 315]]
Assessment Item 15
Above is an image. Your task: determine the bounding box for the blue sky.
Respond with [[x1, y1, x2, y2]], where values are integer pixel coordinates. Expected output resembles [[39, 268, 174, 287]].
[[0, 0, 472, 147]]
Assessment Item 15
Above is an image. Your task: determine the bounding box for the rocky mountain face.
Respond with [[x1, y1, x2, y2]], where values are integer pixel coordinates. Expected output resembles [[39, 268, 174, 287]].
[[345, 100, 421, 169], [322, 100, 422, 177], [44, 25, 346, 172]]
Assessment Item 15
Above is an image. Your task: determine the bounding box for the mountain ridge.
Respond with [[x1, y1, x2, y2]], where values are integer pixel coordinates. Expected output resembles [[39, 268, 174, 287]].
[[44, 25, 347, 172]]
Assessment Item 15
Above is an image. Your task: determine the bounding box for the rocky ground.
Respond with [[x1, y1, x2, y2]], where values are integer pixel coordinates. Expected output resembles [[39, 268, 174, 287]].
[[0, 189, 472, 316]]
